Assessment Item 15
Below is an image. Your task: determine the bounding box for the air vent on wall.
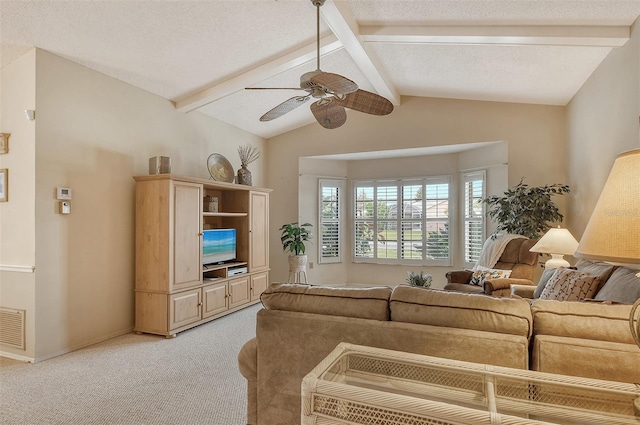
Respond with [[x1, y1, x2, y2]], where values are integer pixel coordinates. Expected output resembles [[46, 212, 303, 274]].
[[0, 307, 26, 350]]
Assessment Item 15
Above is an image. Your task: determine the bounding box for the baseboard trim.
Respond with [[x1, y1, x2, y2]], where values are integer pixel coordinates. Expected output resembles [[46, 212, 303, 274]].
[[0, 351, 34, 363]]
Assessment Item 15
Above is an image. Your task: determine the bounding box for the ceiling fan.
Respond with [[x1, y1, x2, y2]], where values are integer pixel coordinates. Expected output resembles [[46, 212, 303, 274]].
[[246, 0, 393, 129]]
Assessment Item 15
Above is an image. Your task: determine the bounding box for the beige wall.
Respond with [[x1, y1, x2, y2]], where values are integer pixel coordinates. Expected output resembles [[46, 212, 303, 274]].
[[0, 50, 37, 360], [0, 49, 265, 361], [566, 19, 640, 240], [267, 98, 566, 286]]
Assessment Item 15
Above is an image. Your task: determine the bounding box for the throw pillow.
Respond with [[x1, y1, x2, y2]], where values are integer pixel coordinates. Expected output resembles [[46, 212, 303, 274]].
[[533, 268, 558, 299], [538, 268, 601, 301], [594, 267, 640, 304], [469, 266, 512, 286]]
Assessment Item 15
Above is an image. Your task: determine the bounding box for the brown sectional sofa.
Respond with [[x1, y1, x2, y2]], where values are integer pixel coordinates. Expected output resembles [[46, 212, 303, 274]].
[[238, 283, 640, 425]]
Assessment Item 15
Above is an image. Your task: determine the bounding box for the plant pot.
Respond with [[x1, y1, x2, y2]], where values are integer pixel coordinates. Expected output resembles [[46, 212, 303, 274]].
[[288, 254, 308, 283]]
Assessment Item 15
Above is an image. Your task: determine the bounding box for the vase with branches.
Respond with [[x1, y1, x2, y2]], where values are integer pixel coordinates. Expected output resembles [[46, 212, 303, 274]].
[[237, 145, 260, 185]]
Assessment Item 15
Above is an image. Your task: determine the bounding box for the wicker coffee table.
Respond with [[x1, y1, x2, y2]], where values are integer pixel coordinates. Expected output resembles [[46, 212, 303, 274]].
[[302, 343, 640, 425]]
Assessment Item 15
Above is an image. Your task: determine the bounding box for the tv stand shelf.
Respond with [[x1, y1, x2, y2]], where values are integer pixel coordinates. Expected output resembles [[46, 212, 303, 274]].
[[203, 212, 247, 217], [133, 174, 271, 338], [202, 261, 247, 273]]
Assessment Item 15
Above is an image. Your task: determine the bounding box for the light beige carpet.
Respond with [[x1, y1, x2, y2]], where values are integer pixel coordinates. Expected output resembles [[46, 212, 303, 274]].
[[0, 303, 261, 425]]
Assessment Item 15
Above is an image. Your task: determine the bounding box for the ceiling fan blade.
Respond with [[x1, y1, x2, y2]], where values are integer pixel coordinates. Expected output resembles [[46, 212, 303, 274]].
[[336, 89, 394, 116], [246, 87, 308, 91], [310, 72, 358, 95], [310, 100, 347, 129], [259, 96, 310, 121]]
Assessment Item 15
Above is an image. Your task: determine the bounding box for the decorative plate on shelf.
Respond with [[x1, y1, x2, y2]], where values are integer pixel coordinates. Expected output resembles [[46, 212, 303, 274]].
[[207, 153, 234, 183]]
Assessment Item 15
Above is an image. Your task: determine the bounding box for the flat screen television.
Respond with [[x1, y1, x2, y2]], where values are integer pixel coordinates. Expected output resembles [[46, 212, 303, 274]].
[[202, 228, 236, 265]]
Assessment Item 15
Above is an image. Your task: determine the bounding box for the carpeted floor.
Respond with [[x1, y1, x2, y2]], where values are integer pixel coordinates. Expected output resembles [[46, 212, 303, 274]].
[[0, 303, 261, 425]]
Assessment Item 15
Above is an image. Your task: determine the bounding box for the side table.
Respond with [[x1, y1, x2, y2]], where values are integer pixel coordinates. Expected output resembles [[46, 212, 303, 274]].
[[302, 343, 640, 425]]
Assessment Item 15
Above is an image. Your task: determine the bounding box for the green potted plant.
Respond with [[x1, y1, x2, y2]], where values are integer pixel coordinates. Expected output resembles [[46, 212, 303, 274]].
[[279, 222, 313, 283], [406, 271, 432, 288], [482, 179, 570, 239]]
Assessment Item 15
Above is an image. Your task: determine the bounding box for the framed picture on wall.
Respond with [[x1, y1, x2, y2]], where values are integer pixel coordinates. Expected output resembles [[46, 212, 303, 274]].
[[0, 168, 7, 202], [0, 133, 9, 154]]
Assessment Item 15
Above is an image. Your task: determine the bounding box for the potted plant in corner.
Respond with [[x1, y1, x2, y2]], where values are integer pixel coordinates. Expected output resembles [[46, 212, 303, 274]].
[[482, 179, 570, 239], [279, 222, 313, 283]]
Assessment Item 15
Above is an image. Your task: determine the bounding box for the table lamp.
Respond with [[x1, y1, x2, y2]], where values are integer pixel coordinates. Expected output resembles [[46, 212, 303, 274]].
[[530, 227, 579, 269], [573, 149, 640, 352]]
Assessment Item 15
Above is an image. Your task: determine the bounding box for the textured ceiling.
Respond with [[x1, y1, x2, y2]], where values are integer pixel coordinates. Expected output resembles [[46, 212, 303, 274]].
[[2, 0, 640, 139]]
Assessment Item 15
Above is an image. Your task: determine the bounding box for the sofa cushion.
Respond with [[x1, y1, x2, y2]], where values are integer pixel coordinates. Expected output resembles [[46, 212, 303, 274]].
[[260, 283, 392, 321], [530, 299, 634, 344], [469, 266, 512, 286], [531, 334, 640, 384], [575, 259, 616, 294], [390, 286, 532, 337], [594, 266, 640, 304], [538, 268, 600, 301]]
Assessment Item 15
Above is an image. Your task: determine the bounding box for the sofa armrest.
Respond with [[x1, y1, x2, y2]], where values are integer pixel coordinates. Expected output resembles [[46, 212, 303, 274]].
[[445, 270, 473, 284], [483, 278, 534, 295], [238, 338, 258, 425], [511, 284, 536, 299]]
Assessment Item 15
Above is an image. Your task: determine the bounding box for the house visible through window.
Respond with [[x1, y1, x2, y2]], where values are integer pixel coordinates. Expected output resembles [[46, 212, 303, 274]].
[[463, 171, 485, 267], [353, 177, 451, 265], [319, 179, 343, 263]]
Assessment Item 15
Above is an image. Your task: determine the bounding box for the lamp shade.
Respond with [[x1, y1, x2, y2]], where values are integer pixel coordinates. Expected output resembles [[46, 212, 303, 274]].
[[575, 149, 640, 263], [530, 227, 579, 256]]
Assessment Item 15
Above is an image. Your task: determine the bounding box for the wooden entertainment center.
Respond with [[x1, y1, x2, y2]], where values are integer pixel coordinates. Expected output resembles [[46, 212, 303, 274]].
[[133, 174, 270, 337]]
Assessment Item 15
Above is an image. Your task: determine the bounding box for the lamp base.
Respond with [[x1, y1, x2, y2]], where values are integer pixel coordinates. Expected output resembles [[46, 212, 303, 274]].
[[544, 254, 570, 269]]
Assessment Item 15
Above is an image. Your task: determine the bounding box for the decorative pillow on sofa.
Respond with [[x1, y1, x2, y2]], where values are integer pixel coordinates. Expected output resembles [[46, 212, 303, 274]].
[[538, 268, 601, 301], [469, 266, 512, 286]]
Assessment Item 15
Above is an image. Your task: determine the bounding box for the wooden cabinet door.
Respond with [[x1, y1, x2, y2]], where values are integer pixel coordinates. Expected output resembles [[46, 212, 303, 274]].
[[170, 288, 201, 330], [250, 272, 268, 301], [203, 282, 228, 318], [249, 191, 269, 272], [172, 182, 202, 289], [229, 276, 250, 308]]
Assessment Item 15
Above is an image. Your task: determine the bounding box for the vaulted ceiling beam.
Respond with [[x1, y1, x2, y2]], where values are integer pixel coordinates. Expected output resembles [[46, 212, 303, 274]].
[[320, 0, 400, 105], [359, 25, 630, 47], [175, 35, 343, 112]]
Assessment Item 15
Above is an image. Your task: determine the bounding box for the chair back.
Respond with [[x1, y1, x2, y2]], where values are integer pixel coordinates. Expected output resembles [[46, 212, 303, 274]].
[[494, 238, 538, 280]]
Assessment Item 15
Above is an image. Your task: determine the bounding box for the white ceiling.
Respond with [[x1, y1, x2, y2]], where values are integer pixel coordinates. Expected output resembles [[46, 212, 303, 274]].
[[2, 0, 640, 139]]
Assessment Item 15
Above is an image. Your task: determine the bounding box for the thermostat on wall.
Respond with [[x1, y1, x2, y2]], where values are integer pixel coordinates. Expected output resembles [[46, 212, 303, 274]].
[[56, 187, 72, 200]]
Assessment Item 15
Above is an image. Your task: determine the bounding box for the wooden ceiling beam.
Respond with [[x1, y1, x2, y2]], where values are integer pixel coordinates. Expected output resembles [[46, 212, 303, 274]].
[[321, 0, 400, 105], [175, 35, 343, 112]]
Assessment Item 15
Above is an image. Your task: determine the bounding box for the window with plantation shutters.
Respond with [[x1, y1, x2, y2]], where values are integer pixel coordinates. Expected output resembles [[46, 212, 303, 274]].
[[353, 177, 451, 266], [463, 171, 485, 268], [319, 179, 343, 263]]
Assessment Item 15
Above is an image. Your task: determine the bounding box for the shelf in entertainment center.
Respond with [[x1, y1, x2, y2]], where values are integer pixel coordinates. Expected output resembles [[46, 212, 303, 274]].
[[202, 212, 248, 217], [202, 261, 248, 273]]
